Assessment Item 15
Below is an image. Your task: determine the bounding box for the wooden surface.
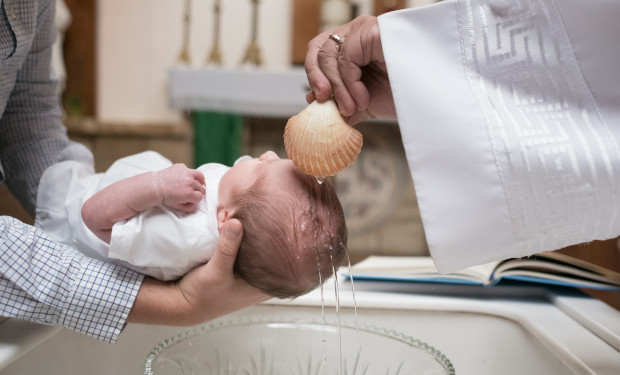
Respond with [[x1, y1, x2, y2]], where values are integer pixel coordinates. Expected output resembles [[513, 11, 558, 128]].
[[0, 184, 33, 224], [63, 0, 96, 116], [374, 0, 407, 15], [558, 239, 620, 311], [291, 0, 321, 65]]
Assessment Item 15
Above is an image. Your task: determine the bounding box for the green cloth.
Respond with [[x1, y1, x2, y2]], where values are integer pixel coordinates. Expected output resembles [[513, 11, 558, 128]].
[[193, 111, 243, 167]]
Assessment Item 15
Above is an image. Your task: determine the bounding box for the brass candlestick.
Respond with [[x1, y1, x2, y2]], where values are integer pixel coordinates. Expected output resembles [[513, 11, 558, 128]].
[[206, 0, 223, 65], [241, 0, 263, 66], [177, 0, 192, 64]]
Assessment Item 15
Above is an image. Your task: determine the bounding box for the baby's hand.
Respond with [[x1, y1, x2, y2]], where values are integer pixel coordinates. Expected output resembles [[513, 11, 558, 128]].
[[155, 164, 206, 213]]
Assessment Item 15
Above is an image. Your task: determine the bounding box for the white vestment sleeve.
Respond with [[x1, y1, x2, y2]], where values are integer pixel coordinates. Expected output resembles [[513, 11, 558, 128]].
[[378, 0, 620, 273]]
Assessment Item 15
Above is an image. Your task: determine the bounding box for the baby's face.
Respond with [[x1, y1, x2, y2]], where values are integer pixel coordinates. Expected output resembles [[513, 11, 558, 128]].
[[218, 151, 302, 210]]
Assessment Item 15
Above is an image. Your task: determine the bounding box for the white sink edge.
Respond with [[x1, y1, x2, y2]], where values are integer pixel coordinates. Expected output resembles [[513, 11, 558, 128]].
[[264, 280, 620, 375], [0, 320, 61, 371], [551, 291, 620, 350], [1, 279, 618, 374]]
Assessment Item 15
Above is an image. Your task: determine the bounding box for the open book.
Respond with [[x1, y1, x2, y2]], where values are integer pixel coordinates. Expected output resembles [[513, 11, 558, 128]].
[[345, 253, 620, 291]]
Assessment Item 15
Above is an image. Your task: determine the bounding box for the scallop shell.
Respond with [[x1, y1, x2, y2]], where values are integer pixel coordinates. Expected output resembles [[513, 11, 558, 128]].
[[284, 100, 363, 177]]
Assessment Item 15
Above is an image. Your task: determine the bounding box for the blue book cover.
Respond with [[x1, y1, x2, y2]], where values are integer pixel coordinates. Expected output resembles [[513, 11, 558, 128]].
[[345, 253, 620, 291]]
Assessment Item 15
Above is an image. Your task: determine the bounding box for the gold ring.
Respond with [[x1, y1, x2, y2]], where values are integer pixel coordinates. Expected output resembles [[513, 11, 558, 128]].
[[328, 34, 344, 51]]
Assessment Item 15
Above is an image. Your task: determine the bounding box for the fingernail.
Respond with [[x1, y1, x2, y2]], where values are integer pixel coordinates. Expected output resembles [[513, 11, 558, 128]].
[[225, 221, 242, 237]]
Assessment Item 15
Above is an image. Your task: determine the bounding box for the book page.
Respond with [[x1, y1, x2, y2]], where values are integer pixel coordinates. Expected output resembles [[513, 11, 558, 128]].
[[537, 251, 620, 280], [497, 270, 620, 290], [347, 254, 620, 290], [348, 256, 499, 285], [493, 254, 620, 287]]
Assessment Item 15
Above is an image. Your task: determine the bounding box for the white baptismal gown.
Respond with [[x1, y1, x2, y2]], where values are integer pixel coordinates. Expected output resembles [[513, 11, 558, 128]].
[[36, 146, 233, 280]]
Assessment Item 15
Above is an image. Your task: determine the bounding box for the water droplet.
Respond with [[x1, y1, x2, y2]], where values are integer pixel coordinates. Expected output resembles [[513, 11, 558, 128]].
[[317, 252, 328, 374], [316, 177, 325, 184], [331, 253, 344, 375], [343, 242, 362, 361]]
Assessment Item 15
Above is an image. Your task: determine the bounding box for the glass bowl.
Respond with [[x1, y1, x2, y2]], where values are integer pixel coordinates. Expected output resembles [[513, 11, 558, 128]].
[[144, 316, 455, 375]]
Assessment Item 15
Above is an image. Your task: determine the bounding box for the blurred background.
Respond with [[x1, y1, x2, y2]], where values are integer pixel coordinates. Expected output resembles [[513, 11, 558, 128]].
[[2, 0, 436, 260]]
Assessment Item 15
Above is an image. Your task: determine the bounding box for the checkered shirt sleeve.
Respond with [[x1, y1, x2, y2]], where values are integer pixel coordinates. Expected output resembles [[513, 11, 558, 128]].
[[0, 0, 71, 217], [0, 217, 145, 343]]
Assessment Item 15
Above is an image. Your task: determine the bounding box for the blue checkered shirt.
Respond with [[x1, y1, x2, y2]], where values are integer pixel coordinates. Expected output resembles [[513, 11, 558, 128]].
[[0, 217, 144, 343], [0, 0, 144, 343]]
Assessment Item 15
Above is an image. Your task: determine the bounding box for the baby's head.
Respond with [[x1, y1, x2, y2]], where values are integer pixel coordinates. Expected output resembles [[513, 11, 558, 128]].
[[217, 151, 347, 299]]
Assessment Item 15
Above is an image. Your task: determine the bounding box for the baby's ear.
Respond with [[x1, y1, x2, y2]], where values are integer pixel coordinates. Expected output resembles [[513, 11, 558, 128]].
[[216, 207, 236, 233]]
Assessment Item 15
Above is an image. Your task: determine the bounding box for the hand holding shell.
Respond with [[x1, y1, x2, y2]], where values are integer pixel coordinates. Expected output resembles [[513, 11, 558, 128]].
[[284, 100, 363, 178]]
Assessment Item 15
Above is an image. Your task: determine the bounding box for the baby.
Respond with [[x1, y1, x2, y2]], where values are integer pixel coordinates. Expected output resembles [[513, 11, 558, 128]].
[[35, 145, 347, 299]]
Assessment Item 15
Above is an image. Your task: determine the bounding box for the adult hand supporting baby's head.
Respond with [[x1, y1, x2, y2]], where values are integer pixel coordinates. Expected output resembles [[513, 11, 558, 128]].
[[127, 219, 269, 326], [178, 219, 270, 322]]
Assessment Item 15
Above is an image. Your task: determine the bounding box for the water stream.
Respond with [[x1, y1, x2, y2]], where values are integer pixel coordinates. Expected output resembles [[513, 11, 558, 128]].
[[318, 242, 361, 375]]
